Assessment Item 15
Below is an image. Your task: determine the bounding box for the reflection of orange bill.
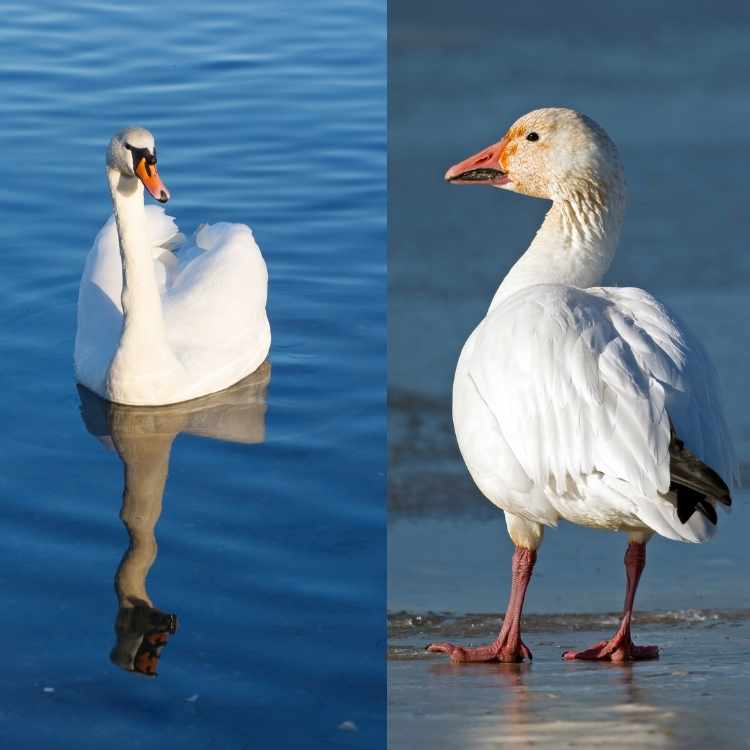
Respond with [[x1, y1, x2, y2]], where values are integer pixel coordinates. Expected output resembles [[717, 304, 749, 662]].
[[135, 159, 170, 203], [133, 631, 171, 676]]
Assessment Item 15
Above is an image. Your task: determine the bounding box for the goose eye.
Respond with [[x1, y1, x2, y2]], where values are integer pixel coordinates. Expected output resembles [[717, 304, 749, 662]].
[[526, 132, 540, 142]]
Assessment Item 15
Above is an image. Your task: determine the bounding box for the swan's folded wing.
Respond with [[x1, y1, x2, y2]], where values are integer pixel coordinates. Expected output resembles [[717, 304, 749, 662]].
[[468, 284, 736, 540], [162, 222, 270, 373], [145, 205, 181, 251]]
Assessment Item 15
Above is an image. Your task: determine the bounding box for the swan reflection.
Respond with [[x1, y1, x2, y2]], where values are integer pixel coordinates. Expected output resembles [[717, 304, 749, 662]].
[[78, 362, 270, 676]]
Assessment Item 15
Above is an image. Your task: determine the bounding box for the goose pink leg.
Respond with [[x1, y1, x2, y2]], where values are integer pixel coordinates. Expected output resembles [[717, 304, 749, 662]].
[[427, 546, 536, 663], [563, 541, 659, 662]]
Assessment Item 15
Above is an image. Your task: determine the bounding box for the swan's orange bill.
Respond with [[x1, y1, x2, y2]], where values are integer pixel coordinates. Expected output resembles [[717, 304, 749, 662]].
[[444, 136, 510, 185], [135, 159, 170, 203]]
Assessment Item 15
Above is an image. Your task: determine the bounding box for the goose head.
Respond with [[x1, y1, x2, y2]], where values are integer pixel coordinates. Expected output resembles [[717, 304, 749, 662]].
[[444, 107, 623, 202], [107, 127, 170, 203]]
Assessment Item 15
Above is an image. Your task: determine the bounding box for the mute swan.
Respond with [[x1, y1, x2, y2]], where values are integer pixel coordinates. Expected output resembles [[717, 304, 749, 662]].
[[75, 127, 270, 406], [426, 108, 737, 663], [79, 361, 271, 675]]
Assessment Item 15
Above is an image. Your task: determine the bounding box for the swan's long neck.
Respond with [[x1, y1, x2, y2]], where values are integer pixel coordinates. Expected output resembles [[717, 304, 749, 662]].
[[108, 167, 167, 347], [490, 178, 625, 310]]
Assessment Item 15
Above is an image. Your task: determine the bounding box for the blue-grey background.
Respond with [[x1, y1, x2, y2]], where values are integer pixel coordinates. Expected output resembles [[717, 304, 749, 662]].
[[389, 0, 750, 621], [389, 3, 750, 747], [0, 1, 385, 748]]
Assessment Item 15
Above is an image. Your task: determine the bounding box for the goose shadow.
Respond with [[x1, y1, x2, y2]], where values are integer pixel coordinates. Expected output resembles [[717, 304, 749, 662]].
[[78, 361, 271, 676]]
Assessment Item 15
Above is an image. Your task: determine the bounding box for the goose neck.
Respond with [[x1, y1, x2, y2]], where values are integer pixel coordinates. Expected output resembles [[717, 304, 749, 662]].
[[491, 180, 625, 308]]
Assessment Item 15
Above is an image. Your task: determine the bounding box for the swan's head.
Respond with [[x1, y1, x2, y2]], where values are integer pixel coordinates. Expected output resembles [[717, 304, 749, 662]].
[[107, 127, 170, 203], [444, 108, 623, 201]]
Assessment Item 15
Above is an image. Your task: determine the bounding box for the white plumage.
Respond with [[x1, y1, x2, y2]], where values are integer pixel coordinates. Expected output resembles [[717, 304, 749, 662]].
[[454, 283, 736, 543], [75, 127, 270, 406], [427, 107, 737, 663]]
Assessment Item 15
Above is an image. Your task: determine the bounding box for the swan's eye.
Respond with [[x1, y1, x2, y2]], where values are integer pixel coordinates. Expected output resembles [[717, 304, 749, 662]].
[[526, 132, 540, 142]]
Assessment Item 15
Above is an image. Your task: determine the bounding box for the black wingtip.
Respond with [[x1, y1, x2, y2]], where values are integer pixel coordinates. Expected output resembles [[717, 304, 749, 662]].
[[669, 421, 732, 519], [676, 498, 693, 524], [702, 465, 731, 506], [675, 485, 719, 526], [696, 499, 718, 525]]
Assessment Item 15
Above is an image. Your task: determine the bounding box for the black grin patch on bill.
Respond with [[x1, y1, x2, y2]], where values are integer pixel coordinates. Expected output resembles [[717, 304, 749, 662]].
[[448, 167, 506, 182]]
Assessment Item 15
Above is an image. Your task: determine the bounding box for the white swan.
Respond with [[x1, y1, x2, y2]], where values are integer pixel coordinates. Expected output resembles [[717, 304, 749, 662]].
[[75, 127, 270, 406], [427, 108, 737, 663]]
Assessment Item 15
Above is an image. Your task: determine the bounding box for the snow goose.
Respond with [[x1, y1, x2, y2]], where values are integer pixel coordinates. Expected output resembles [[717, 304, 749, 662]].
[[426, 108, 737, 662]]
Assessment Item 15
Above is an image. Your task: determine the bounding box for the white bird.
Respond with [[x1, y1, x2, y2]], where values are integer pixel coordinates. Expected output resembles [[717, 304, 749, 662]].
[[75, 127, 270, 406], [427, 108, 737, 663]]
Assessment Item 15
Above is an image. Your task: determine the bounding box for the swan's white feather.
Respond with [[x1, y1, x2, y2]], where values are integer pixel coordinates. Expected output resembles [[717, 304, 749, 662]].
[[453, 283, 737, 543], [75, 206, 270, 403]]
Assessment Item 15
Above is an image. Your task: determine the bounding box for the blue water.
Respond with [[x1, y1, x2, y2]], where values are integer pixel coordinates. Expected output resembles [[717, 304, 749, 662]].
[[0, 2, 385, 748]]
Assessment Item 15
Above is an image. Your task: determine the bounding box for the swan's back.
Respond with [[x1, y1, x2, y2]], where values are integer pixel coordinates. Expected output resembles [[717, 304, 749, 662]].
[[75, 207, 270, 404], [163, 222, 270, 388]]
